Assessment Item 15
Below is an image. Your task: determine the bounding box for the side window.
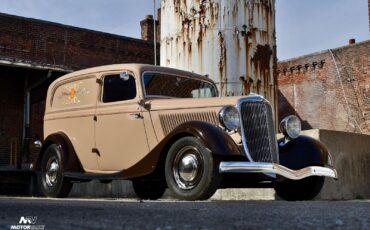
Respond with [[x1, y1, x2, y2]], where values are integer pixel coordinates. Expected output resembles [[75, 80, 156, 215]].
[[51, 76, 96, 110], [102, 73, 136, 103]]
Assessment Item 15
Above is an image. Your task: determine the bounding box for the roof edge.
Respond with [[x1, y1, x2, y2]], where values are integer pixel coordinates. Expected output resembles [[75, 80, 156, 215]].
[[279, 40, 370, 63]]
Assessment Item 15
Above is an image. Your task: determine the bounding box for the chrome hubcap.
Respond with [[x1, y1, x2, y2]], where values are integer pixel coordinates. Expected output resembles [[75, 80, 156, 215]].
[[179, 154, 199, 182], [173, 146, 202, 190], [45, 157, 59, 187]]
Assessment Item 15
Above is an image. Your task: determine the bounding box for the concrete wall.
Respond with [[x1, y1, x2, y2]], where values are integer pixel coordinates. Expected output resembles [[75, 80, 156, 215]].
[[315, 129, 370, 200], [69, 129, 370, 200]]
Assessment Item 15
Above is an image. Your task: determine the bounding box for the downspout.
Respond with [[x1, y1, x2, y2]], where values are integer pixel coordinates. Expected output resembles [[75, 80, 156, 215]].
[[20, 70, 53, 169], [20, 75, 29, 169]]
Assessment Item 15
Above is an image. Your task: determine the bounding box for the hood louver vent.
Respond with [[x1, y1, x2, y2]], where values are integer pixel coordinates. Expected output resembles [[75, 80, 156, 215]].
[[160, 111, 219, 135]]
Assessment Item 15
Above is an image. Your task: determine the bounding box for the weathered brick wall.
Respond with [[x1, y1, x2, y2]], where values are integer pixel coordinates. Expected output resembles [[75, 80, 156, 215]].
[[0, 13, 156, 70], [278, 41, 370, 134]]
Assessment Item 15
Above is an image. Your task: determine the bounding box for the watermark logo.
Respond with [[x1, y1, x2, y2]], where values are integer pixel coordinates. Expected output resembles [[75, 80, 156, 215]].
[[19, 217, 37, 225], [10, 216, 45, 230]]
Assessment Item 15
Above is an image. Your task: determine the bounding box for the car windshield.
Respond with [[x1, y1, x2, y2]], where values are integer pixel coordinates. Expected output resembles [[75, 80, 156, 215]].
[[143, 72, 217, 98]]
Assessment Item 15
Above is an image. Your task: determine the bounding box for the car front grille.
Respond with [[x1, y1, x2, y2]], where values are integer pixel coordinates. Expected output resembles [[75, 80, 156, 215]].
[[239, 100, 278, 163]]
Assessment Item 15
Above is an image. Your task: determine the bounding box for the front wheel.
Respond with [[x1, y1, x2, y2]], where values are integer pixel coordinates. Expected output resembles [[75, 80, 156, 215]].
[[37, 144, 72, 198], [274, 176, 324, 201], [165, 136, 221, 201]]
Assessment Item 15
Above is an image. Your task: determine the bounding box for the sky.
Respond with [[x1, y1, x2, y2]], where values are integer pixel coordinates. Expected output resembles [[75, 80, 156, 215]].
[[0, 0, 368, 61]]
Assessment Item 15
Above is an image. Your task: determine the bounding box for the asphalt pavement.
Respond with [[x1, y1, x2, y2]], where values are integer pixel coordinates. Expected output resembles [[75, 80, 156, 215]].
[[0, 197, 369, 230]]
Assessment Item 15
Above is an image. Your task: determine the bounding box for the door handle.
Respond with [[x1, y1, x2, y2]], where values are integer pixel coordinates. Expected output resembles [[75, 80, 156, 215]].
[[92, 148, 100, 156], [129, 113, 143, 119]]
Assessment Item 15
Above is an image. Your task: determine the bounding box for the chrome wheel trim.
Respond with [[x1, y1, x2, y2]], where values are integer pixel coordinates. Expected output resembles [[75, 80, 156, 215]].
[[173, 146, 203, 190], [45, 156, 59, 187]]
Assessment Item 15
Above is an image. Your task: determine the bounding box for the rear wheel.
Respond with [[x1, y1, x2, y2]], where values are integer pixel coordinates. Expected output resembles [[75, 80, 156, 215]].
[[37, 144, 72, 198], [132, 180, 166, 200], [274, 176, 324, 201], [165, 136, 221, 201]]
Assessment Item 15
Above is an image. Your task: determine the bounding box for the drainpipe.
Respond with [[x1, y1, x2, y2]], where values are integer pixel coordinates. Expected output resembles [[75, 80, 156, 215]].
[[20, 70, 52, 169], [20, 75, 29, 169]]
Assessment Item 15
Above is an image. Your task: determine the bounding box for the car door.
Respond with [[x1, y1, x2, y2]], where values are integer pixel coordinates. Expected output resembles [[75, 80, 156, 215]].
[[46, 75, 100, 172], [94, 71, 150, 172]]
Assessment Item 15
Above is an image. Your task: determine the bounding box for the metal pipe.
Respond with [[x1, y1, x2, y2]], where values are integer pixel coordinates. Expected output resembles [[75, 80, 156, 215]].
[[20, 74, 28, 168], [20, 70, 53, 166], [329, 49, 363, 134], [153, 0, 157, 66], [21, 75, 28, 148]]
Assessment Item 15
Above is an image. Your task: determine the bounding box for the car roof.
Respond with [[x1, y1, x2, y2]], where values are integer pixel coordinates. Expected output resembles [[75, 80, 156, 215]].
[[52, 63, 214, 84]]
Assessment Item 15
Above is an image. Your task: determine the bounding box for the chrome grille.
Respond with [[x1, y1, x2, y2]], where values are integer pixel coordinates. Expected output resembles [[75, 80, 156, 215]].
[[239, 100, 278, 163], [160, 111, 219, 135]]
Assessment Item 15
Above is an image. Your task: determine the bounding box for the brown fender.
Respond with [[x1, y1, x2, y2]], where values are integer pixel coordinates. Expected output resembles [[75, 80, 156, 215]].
[[278, 135, 331, 170], [36, 132, 82, 172], [123, 121, 243, 179]]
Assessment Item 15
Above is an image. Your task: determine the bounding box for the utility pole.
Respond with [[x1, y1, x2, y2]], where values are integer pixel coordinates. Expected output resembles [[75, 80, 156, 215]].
[[153, 0, 157, 65]]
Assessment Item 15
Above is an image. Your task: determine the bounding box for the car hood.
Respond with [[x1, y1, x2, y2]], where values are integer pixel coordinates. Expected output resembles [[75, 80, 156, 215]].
[[146, 96, 243, 111]]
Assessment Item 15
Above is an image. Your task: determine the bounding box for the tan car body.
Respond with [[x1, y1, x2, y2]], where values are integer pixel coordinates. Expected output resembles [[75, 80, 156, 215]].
[[44, 64, 240, 174], [41, 63, 338, 200]]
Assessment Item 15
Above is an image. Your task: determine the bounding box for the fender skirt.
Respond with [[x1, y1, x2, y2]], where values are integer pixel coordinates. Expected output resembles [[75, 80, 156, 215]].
[[123, 121, 243, 179], [278, 135, 331, 170]]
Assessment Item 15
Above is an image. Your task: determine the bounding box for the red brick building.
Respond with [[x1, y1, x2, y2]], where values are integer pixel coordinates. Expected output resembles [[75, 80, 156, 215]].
[[0, 13, 158, 166], [278, 0, 370, 135], [278, 40, 370, 134]]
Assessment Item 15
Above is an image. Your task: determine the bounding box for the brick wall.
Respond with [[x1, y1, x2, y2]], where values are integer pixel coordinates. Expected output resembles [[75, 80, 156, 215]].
[[0, 13, 156, 70], [278, 40, 370, 134]]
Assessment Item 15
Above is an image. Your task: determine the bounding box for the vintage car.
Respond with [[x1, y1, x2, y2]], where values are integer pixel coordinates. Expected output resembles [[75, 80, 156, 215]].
[[38, 64, 337, 200]]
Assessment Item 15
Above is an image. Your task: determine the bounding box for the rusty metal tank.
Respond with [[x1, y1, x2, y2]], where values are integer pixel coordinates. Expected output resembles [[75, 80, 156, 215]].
[[160, 0, 277, 116]]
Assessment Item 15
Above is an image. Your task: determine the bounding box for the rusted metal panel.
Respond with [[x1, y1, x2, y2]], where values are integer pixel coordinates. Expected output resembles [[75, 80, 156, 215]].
[[160, 0, 277, 114]]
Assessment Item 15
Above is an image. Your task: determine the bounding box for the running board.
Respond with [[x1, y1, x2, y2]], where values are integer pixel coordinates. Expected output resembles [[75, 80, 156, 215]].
[[64, 171, 124, 180], [0, 164, 33, 172], [219, 162, 338, 180]]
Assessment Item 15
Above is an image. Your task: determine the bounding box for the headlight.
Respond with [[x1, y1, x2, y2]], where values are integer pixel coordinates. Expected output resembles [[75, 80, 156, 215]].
[[219, 106, 240, 130], [279, 115, 301, 139]]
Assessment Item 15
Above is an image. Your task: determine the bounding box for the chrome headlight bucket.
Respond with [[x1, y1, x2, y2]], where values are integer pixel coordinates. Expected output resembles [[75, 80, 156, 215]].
[[219, 106, 241, 130], [279, 115, 301, 139]]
